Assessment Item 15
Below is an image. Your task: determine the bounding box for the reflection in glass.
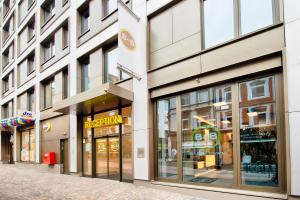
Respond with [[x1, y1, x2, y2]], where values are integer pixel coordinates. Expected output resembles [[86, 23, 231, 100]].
[[108, 137, 119, 180], [240, 0, 273, 35], [204, 0, 234, 48], [122, 107, 133, 181], [157, 97, 178, 179], [96, 138, 108, 177], [83, 116, 92, 176], [239, 76, 278, 187], [181, 87, 234, 186], [94, 110, 119, 137]]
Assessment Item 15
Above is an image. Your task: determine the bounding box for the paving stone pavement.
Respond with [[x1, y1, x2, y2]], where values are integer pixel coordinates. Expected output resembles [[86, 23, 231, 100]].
[[0, 164, 203, 200]]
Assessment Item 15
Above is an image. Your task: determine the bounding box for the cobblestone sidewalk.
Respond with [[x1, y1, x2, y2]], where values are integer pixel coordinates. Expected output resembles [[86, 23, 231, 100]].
[[0, 164, 201, 200]]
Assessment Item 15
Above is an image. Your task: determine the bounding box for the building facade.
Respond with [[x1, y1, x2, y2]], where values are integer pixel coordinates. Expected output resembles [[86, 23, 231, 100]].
[[0, 0, 298, 199]]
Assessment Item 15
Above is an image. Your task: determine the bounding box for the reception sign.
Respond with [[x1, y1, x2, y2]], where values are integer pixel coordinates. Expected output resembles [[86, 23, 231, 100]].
[[84, 115, 122, 129]]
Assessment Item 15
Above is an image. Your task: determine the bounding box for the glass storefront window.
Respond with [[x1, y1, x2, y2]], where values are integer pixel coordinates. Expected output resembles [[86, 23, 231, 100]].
[[240, 0, 274, 35], [83, 116, 92, 176], [155, 75, 282, 191], [122, 107, 133, 181], [204, 0, 235, 48], [21, 129, 35, 162], [94, 110, 119, 137], [239, 76, 278, 187], [157, 97, 178, 179], [181, 87, 234, 186]]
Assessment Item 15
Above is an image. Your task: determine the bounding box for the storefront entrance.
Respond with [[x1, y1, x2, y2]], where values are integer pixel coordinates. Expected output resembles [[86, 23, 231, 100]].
[[82, 106, 133, 182], [96, 136, 119, 180]]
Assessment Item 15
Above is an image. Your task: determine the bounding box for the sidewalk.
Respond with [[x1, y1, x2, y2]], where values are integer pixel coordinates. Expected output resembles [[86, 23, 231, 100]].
[[0, 164, 201, 200]]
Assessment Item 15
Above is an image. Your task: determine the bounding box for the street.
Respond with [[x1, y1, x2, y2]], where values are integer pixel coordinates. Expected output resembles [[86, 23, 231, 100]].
[[0, 164, 199, 200]]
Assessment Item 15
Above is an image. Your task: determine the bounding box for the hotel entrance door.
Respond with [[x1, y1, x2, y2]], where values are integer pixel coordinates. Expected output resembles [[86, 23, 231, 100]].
[[95, 137, 119, 180]]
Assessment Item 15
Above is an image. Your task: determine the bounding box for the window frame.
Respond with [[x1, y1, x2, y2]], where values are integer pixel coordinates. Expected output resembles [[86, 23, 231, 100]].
[[200, 0, 279, 50], [153, 73, 285, 193]]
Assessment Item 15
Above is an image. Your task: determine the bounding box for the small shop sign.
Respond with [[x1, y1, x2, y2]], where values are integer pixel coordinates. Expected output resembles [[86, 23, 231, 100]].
[[84, 115, 123, 129]]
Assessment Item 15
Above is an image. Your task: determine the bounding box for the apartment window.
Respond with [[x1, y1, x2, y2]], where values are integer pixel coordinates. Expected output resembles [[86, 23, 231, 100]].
[[62, 0, 68, 6], [203, 0, 235, 48], [103, 0, 117, 17], [240, 0, 274, 35], [197, 90, 209, 103], [104, 45, 129, 83], [62, 69, 69, 99], [80, 7, 90, 34], [27, 90, 34, 111], [2, 104, 9, 119], [4, 0, 14, 16], [2, 77, 9, 94], [28, 0, 35, 9], [27, 53, 35, 75], [27, 18, 35, 41], [43, 79, 55, 109], [43, 38, 55, 62], [62, 23, 68, 48], [43, 0, 55, 24], [81, 58, 90, 92]]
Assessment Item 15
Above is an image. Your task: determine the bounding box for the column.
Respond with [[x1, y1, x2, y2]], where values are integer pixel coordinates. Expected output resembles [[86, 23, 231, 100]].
[[284, 0, 300, 197]]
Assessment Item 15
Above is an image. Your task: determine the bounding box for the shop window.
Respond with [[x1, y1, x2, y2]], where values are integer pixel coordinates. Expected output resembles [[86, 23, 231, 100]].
[[197, 90, 209, 103], [239, 76, 278, 187], [181, 85, 234, 186], [240, 0, 274, 35], [155, 75, 282, 190], [102, 0, 117, 18], [156, 97, 178, 180], [20, 129, 35, 162], [104, 44, 129, 83], [203, 0, 235, 48]]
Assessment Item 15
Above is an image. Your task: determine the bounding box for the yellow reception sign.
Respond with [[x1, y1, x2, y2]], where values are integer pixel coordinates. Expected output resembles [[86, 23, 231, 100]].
[[84, 115, 122, 129]]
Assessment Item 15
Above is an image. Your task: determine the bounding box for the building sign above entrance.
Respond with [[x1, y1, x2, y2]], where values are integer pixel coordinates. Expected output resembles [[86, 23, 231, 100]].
[[84, 115, 123, 129]]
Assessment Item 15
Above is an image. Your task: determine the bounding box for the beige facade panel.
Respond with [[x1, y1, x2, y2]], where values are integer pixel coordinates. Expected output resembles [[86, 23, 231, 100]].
[[41, 115, 70, 163], [201, 26, 284, 73], [116, 78, 133, 91], [172, 0, 200, 43], [150, 33, 201, 70], [150, 55, 282, 98], [149, 9, 173, 52], [148, 55, 201, 89]]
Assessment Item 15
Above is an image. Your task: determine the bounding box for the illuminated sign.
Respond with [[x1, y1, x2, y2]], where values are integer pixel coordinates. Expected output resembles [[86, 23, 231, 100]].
[[119, 29, 136, 51], [84, 115, 122, 129]]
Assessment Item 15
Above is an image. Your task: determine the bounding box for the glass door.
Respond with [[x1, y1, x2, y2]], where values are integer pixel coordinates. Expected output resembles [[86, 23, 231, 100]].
[[96, 138, 108, 178], [108, 137, 119, 180], [95, 137, 119, 180]]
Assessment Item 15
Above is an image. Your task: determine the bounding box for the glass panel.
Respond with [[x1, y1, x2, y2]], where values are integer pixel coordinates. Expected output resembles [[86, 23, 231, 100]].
[[29, 130, 35, 162], [94, 110, 119, 137], [122, 107, 132, 180], [104, 45, 120, 83], [240, 0, 273, 35], [83, 116, 93, 176], [21, 131, 30, 162], [157, 97, 178, 179], [96, 138, 108, 177], [108, 137, 119, 180], [103, 0, 117, 17], [239, 76, 278, 187], [81, 61, 90, 92], [182, 86, 234, 186], [204, 0, 235, 48]]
